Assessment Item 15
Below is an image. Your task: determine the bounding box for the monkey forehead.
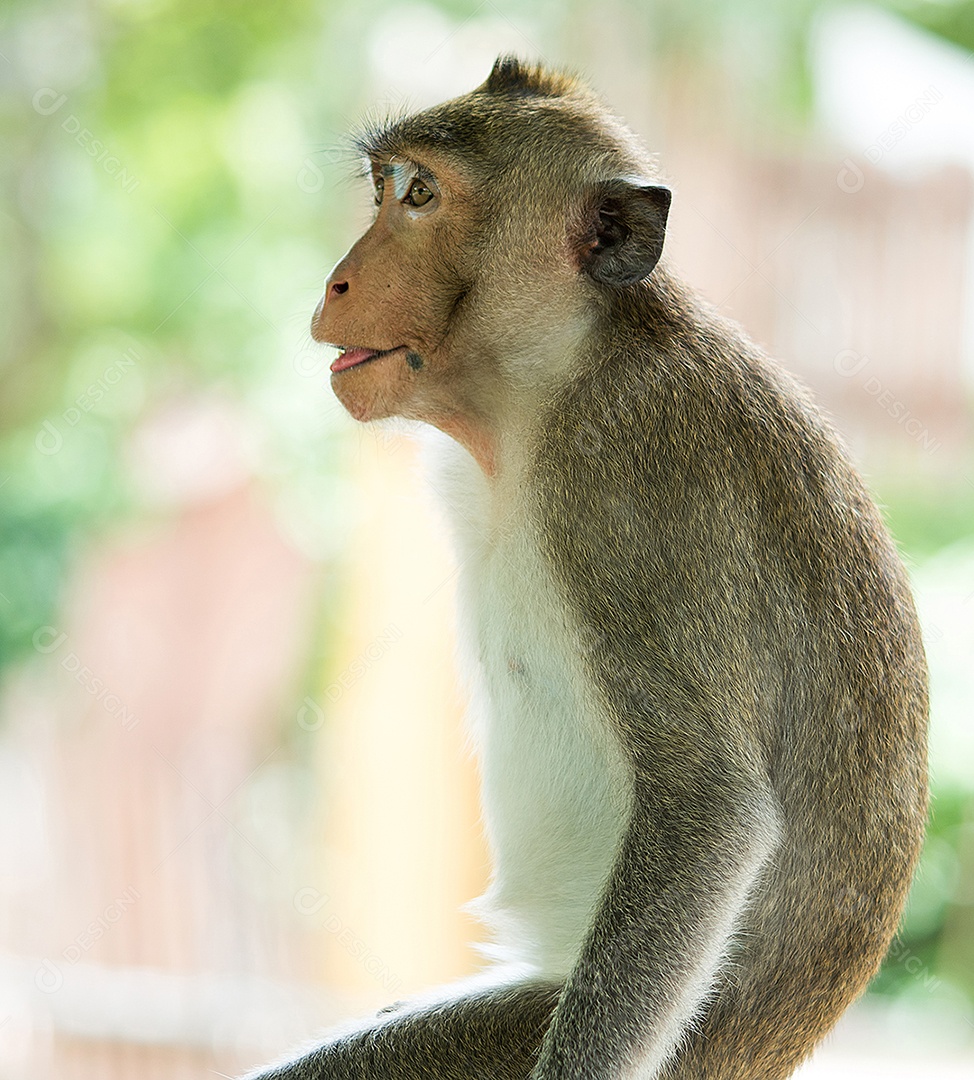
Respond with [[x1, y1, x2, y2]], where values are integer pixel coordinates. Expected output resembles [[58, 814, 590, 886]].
[[354, 91, 653, 190]]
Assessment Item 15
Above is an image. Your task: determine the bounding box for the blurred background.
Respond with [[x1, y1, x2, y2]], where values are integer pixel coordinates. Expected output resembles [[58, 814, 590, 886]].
[[1, 0, 973, 1076]]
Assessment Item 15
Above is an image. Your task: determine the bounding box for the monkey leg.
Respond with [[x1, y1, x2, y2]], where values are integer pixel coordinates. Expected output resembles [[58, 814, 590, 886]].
[[243, 980, 561, 1080]]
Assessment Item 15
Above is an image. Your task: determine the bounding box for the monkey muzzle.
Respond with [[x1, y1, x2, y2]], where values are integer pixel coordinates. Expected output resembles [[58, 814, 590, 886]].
[[330, 345, 400, 373], [330, 345, 424, 373]]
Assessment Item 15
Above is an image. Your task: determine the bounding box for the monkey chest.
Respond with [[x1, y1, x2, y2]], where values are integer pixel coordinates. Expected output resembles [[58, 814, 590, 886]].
[[455, 522, 631, 975]]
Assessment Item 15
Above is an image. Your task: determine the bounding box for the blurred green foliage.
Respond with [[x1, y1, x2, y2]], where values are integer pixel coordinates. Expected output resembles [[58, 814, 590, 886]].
[[878, 783, 974, 1006], [0, 0, 359, 665], [881, 480, 974, 561], [894, 0, 974, 51]]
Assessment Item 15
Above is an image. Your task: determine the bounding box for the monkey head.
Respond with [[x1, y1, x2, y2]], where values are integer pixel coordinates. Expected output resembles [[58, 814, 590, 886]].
[[310, 56, 671, 473]]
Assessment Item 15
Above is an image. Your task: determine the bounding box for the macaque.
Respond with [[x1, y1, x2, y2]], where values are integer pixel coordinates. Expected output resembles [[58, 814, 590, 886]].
[[247, 56, 928, 1080]]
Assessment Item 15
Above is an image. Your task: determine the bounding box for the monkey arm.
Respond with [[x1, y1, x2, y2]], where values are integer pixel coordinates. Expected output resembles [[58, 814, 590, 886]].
[[242, 979, 561, 1080], [532, 756, 780, 1080]]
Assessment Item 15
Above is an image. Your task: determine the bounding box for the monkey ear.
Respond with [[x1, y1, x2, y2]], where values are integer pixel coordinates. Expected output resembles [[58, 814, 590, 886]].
[[581, 179, 671, 286]]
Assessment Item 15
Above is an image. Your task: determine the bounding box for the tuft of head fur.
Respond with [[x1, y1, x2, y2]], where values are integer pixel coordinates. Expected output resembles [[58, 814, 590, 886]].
[[482, 55, 581, 99]]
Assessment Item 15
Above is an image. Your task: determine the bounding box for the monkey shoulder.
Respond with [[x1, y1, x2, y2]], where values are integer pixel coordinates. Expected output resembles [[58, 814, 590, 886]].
[[529, 313, 924, 727]]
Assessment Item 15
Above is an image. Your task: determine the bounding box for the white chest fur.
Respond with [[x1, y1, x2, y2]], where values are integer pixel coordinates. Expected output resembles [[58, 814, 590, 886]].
[[429, 435, 632, 979]]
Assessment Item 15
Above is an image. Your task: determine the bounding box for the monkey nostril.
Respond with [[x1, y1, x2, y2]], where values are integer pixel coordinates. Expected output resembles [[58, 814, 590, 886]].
[[330, 281, 349, 297]]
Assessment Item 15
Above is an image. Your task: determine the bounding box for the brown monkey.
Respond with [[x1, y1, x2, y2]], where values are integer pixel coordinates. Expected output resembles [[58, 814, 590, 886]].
[[246, 57, 928, 1080]]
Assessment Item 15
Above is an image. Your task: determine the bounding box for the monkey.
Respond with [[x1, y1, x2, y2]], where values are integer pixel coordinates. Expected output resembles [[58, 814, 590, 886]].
[[245, 56, 928, 1080]]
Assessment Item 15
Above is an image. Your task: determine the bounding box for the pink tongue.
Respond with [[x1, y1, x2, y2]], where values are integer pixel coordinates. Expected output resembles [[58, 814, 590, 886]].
[[331, 347, 378, 373]]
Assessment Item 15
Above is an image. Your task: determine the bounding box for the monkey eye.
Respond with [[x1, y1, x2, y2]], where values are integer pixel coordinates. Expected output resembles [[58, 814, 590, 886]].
[[404, 179, 434, 207], [373, 174, 385, 205]]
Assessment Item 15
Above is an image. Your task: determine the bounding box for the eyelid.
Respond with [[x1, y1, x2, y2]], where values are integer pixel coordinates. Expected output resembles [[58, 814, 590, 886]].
[[378, 162, 439, 189]]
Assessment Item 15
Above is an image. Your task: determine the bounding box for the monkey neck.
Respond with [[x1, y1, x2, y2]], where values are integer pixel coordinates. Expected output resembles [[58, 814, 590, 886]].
[[428, 408, 498, 477], [420, 367, 521, 479]]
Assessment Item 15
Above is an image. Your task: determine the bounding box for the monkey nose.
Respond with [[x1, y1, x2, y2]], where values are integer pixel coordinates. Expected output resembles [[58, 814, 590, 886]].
[[312, 275, 350, 338]]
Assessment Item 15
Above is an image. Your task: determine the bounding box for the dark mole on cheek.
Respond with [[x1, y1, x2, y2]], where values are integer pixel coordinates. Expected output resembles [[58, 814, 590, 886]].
[[406, 351, 425, 371]]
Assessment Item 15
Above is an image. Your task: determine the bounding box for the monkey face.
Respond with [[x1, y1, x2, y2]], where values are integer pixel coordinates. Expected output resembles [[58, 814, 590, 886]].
[[310, 144, 581, 475], [311, 153, 484, 427]]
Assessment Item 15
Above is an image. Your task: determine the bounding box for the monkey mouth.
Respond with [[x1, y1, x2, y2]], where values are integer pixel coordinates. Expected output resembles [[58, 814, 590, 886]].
[[330, 345, 405, 373]]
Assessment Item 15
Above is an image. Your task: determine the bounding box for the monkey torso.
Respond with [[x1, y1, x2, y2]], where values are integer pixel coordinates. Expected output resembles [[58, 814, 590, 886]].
[[431, 270, 928, 1075]]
